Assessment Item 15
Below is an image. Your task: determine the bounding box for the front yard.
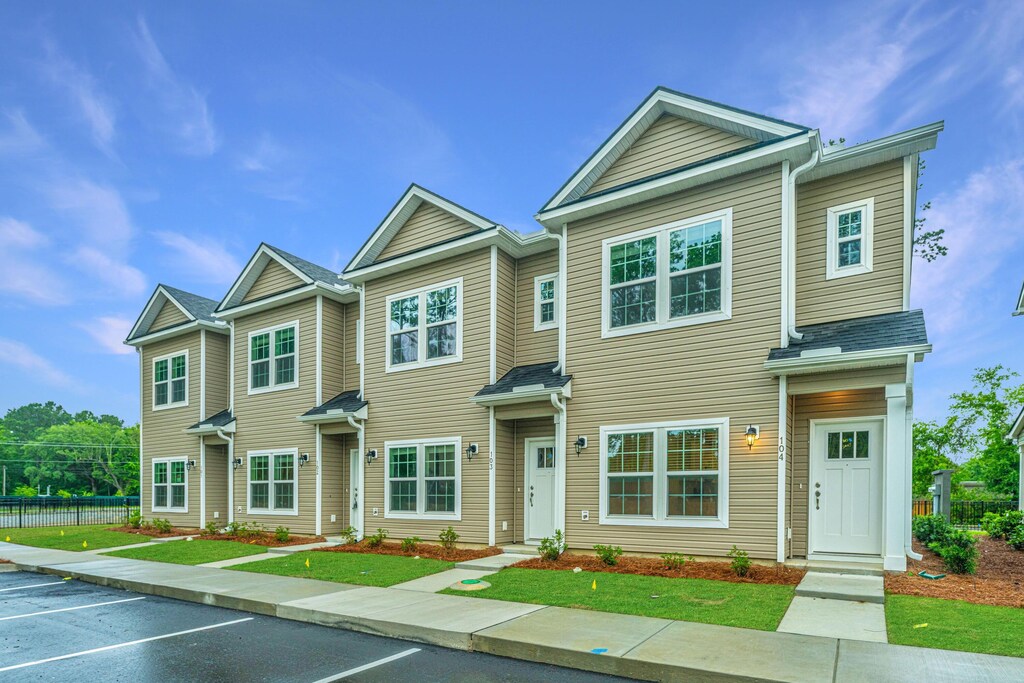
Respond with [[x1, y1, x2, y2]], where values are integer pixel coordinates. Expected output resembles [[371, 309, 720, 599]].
[[103, 539, 268, 565], [2, 525, 147, 551], [887, 594, 1024, 658], [229, 551, 455, 587]]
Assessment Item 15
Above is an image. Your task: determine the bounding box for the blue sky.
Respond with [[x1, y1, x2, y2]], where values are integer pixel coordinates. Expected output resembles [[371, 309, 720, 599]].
[[0, 0, 1021, 425]]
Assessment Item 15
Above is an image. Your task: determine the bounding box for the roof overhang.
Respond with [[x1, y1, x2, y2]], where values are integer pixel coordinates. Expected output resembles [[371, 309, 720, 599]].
[[127, 284, 213, 344], [214, 282, 357, 320], [468, 381, 572, 408], [1015, 281, 1024, 316], [296, 404, 369, 425], [184, 419, 236, 436], [343, 227, 556, 284], [125, 319, 227, 347], [1008, 407, 1024, 442], [798, 121, 944, 184], [764, 345, 931, 376], [535, 133, 812, 228], [218, 243, 341, 312]]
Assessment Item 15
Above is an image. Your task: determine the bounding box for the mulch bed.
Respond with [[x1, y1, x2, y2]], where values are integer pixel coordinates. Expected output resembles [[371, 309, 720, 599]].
[[885, 538, 1024, 608], [314, 540, 502, 563], [108, 525, 201, 538], [108, 526, 324, 547], [511, 553, 806, 586]]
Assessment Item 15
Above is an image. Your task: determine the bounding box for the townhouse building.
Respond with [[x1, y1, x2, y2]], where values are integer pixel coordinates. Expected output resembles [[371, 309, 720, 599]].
[[125, 88, 941, 570]]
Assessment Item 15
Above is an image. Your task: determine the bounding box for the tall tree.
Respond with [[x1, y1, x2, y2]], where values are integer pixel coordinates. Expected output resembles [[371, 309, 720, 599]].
[[22, 421, 139, 495], [911, 419, 962, 497]]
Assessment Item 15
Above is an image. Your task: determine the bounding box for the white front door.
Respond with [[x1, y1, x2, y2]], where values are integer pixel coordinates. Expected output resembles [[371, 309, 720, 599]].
[[525, 438, 557, 541], [810, 420, 883, 556], [349, 449, 361, 535]]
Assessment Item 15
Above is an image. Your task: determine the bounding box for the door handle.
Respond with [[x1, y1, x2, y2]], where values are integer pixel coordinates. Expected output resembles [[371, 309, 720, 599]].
[[529, 485, 534, 507], [352, 488, 358, 510], [815, 490, 820, 510]]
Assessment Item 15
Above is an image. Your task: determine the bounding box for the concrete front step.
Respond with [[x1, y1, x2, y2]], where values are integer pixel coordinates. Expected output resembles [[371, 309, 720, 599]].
[[455, 553, 532, 570], [500, 543, 537, 555], [795, 572, 884, 604], [785, 559, 885, 577]]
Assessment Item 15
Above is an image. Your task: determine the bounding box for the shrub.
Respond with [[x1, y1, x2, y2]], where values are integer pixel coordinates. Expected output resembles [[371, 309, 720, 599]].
[[13, 485, 36, 497], [929, 528, 978, 574], [151, 518, 173, 533], [981, 510, 1024, 540], [366, 528, 388, 548], [912, 515, 952, 546], [728, 545, 751, 577], [203, 520, 219, 536], [400, 536, 422, 552], [660, 552, 687, 570], [274, 526, 290, 542], [538, 529, 565, 561], [594, 544, 623, 566], [226, 521, 261, 538], [126, 511, 143, 529], [438, 526, 459, 551], [1008, 525, 1024, 551], [340, 526, 358, 544]]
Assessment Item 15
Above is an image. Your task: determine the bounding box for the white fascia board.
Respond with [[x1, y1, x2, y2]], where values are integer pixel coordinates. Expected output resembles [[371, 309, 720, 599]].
[[764, 344, 933, 375], [1008, 407, 1024, 440], [799, 122, 943, 184], [535, 134, 812, 227], [218, 244, 316, 312], [1015, 281, 1024, 315], [468, 382, 571, 407], [184, 420, 236, 435], [295, 405, 368, 425], [127, 285, 197, 341], [124, 319, 228, 347]]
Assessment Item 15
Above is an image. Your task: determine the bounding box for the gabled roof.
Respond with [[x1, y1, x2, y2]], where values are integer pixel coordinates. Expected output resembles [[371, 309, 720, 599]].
[[1015, 279, 1023, 316], [768, 310, 929, 362], [1009, 406, 1024, 441], [540, 86, 809, 212], [125, 284, 223, 344], [217, 243, 349, 313], [345, 184, 500, 271]]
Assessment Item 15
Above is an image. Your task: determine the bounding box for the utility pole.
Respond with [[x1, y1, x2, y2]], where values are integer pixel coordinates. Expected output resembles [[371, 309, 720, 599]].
[[2, 465, 5, 496]]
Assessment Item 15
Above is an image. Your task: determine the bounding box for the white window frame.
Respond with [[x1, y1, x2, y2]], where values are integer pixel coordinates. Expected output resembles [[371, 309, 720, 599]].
[[152, 350, 189, 411], [247, 320, 300, 395], [384, 277, 463, 373], [826, 197, 874, 280], [598, 417, 729, 528], [384, 437, 462, 520], [151, 457, 188, 513], [601, 208, 732, 339], [533, 273, 559, 331], [246, 449, 299, 516]]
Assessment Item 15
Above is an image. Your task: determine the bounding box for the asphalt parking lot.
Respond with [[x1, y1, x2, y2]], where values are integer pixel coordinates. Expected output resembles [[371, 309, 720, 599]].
[[0, 570, 626, 682]]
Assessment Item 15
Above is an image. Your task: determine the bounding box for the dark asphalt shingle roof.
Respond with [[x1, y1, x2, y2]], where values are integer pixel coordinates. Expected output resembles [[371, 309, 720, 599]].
[[188, 409, 234, 431], [263, 243, 348, 287], [767, 310, 928, 361], [302, 390, 367, 417], [475, 362, 571, 397], [161, 285, 219, 322]]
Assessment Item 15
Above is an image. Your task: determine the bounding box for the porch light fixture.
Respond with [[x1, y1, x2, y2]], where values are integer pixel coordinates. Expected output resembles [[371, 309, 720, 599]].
[[232, 457, 243, 470], [465, 443, 478, 461], [186, 459, 196, 471], [745, 425, 760, 450], [298, 453, 310, 467], [364, 449, 378, 465], [574, 436, 588, 456]]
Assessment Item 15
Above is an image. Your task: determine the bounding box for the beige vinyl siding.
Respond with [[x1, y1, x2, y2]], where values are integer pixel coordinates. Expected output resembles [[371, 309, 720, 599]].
[[564, 167, 784, 558], [790, 388, 888, 557], [231, 298, 319, 534], [321, 433, 350, 534], [242, 259, 305, 303], [321, 298, 346, 401], [587, 115, 755, 195], [204, 443, 229, 525], [377, 203, 481, 261], [788, 365, 908, 395], [515, 249, 559, 366], [140, 333, 203, 527], [343, 302, 359, 393], [495, 420, 515, 544], [513, 417, 557, 543], [363, 249, 492, 543], [151, 301, 189, 331], [203, 332, 230, 416], [795, 159, 906, 326], [496, 250, 516, 379]]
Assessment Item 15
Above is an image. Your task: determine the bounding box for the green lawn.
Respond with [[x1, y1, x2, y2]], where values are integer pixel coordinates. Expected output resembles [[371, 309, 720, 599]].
[[2, 525, 145, 551], [103, 539, 268, 565], [886, 595, 1024, 658], [229, 551, 454, 587], [441, 568, 794, 631]]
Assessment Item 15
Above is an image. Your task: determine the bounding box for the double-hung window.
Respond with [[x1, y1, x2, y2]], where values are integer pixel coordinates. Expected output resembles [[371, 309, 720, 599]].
[[153, 351, 188, 409], [534, 273, 559, 331], [826, 198, 874, 279], [384, 438, 461, 519], [248, 450, 297, 514], [152, 458, 187, 512], [600, 418, 728, 528], [602, 208, 732, 338], [386, 278, 462, 372], [249, 321, 298, 393]]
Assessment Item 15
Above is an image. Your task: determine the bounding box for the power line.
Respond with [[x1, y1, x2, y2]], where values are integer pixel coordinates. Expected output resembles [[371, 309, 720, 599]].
[[0, 442, 139, 449]]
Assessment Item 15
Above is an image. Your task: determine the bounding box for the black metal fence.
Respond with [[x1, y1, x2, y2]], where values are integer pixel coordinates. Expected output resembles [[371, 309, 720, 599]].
[[912, 498, 1019, 529], [0, 496, 140, 529]]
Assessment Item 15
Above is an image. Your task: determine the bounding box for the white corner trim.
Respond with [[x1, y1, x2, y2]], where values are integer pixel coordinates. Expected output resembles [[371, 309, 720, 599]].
[[488, 406, 496, 546], [533, 272, 559, 332], [199, 330, 207, 421], [902, 156, 914, 310], [315, 425, 322, 536], [777, 376, 787, 563], [199, 437, 206, 527], [316, 295, 323, 405], [825, 197, 875, 280], [489, 246, 498, 384]]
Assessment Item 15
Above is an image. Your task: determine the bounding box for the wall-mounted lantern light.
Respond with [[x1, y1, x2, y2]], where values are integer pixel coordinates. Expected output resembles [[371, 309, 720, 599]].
[[465, 443, 479, 461], [364, 449, 378, 465], [574, 436, 588, 456], [298, 453, 310, 467], [186, 459, 197, 471], [745, 425, 760, 450], [232, 457, 243, 470]]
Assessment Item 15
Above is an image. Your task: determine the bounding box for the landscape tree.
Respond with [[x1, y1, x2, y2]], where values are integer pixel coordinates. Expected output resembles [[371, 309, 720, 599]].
[[911, 419, 962, 497]]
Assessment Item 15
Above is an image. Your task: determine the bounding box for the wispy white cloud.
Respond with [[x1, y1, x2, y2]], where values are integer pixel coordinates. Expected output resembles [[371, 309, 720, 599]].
[[0, 217, 49, 249], [152, 230, 241, 285], [0, 217, 66, 306], [0, 338, 78, 389], [236, 133, 306, 203], [46, 178, 134, 245], [65, 246, 146, 296], [132, 16, 218, 156], [39, 40, 117, 153], [0, 109, 46, 155], [237, 133, 288, 173], [78, 316, 133, 355]]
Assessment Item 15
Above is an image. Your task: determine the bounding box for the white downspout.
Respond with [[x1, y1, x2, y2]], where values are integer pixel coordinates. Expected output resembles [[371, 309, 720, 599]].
[[904, 353, 923, 561], [218, 429, 234, 525], [550, 393, 567, 541], [346, 415, 365, 540], [786, 137, 820, 342], [552, 225, 567, 374]]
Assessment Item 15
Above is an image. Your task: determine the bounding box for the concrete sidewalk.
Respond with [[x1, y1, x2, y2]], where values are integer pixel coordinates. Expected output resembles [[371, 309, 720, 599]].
[[1, 541, 1021, 683]]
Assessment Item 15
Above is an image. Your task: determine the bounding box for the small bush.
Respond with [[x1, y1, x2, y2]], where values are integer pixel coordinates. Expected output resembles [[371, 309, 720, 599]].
[[1008, 525, 1024, 551], [340, 526, 358, 544], [594, 544, 623, 566], [661, 552, 687, 570], [126, 511, 143, 529], [366, 528, 388, 548], [538, 529, 565, 561], [203, 520, 219, 536], [928, 528, 978, 574], [13, 485, 36, 497], [274, 526, 290, 542], [400, 536, 422, 552], [912, 515, 952, 546], [981, 510, 1024, 540], [151, 518, 173, 533], [728, 545, 751, 577], [226, 521, 261, 538], [438, 526, 459, 551]]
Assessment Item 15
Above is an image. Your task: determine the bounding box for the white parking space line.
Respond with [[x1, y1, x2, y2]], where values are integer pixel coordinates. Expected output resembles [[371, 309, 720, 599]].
[[0, 616, 254, 672], [311, 648, 421, 683], [0, 581, 65, 593], [0, 596, 146, 621]]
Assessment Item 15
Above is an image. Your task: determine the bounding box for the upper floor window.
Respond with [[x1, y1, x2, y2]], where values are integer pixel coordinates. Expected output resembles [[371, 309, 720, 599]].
[[152, 458, 187, 512], [247, 450, 298, 515], [386, 278, 463, 372], [153, 351, 188, 410], [601, 209, 732, 338], [384, 437, 461, 520], [826, 198, 874, 280], [249, 321, 298, 394], [534, 273, 559, 331]]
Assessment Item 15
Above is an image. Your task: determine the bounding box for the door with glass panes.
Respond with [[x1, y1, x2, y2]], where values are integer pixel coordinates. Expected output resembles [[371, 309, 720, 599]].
[[525, 438, 557, 541]]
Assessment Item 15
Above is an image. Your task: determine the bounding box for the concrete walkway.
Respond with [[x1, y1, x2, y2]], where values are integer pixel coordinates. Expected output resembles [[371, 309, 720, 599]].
[[1, 541, 1021, 682], [779, 572, 888, 643]]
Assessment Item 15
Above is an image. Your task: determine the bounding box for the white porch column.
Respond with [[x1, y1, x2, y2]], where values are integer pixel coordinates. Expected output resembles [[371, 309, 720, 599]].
[[884, 383, 908, 571]]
